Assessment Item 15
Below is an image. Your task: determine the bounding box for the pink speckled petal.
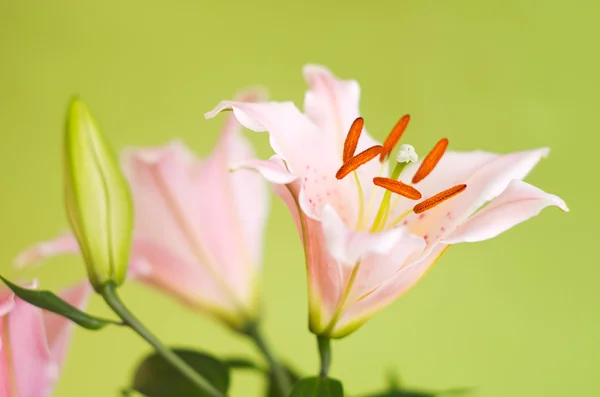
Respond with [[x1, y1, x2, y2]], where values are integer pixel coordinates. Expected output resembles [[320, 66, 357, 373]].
[[444, 180, 568, 244]]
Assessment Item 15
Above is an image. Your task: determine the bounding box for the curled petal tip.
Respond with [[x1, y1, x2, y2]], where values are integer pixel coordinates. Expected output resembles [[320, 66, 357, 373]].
[[234, 86, 269, 102], [204, 101, 234, 120]]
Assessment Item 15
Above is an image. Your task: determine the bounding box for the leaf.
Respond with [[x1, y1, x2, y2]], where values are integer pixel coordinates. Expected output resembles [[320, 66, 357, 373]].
[[289, 376, 344, 397], [0, 275, 116, 330], [131, 349, 230, 397], [223, 357, 264, 372], [265, 363, 301, 397], [361, 387, 472, 397], [361, 391, 433, 397], [121, 389, 146, 397]]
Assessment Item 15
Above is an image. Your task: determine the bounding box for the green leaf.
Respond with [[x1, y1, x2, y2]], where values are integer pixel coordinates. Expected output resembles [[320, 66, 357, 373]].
[[131, 349, 230, 397], [289, 376, 343, 397], [361, 388, 472, 397], [121, 389, 146, 397], [361, 391, 433, 397], [223, 357, 264, 372], [265, 364, 301, 397], [0, 275, 116, 330]]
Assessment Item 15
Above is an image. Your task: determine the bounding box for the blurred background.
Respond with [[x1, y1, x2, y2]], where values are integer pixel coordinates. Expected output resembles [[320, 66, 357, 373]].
[[0, 0, 597, 396]]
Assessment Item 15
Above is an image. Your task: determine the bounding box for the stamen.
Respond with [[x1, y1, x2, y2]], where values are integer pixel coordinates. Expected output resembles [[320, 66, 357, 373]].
[[380, 115, 410, 161], [373, 177, 422, 200], [336, 145, 383, 180], [413, 184, 467, 214], [343, 117, 364, 162], [411, 138, 449, 184]]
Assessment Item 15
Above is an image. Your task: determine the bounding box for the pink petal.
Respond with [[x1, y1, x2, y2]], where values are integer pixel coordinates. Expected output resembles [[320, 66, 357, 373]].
[[8, 298, 54, 397], [388, 150, 500, 224], [0, 291, 15, 317], [205, 100, 324, 167], [303, 65, 384, 204], [319, 205, 426, 323], [205, 98, 361, 225], [335, 243, 448, 336], [347, 232, 427, 306], [224, 129, 271, 274], [321, 204, 421, 267], [233, 155, 298, 185], [391, 148, 550, 243], [129, 239, 238, 315], [14, 233, 79, 268], [442, 148, 550, 227], [270, 181, 345, 331], [0, 324, 10, 397], [15, 234, 150, 280], [14, 231, 240, 318], [0, 291, 16, 397], [302, 64, 381, 157], [122, 141, 254, 308], [443, 180, 568, 244], [42, 282, 91, 369]]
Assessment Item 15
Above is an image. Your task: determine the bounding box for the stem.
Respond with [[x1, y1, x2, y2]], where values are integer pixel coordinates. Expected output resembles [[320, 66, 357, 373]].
[[317, 335, 331, 377], [100, 283, 225, 397], [244, 323, 292, 396]]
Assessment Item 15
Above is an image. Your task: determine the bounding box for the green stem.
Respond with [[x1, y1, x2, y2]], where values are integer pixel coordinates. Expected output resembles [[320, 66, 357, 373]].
[[100, 283, 225, 397], [244, 323, 292, 396], [317, 336, 331, 377]]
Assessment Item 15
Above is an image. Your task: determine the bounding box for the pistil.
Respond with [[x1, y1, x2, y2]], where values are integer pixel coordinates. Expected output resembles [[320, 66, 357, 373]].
[[370, 145, 419, 232]]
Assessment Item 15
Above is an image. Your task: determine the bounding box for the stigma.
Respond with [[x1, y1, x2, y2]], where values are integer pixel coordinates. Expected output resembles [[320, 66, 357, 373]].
[[395, 144, 418, 164]]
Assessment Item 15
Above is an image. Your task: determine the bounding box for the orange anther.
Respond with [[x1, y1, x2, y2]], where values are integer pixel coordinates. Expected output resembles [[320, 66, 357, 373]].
[[373, 177, 422, 200], [343, 117, 364, 162], [380, 114, 410, 161], [413, 184, 467, 214], [336, 145, 383, 179], [411, 138, 449, 184]]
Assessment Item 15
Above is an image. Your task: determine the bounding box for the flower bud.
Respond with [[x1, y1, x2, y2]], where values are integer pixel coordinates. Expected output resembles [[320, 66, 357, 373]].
[[64, 98, 133, 291]]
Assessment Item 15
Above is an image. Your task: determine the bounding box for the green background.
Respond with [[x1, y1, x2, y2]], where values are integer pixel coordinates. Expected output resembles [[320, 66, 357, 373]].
[[0, 0, 596, 396]]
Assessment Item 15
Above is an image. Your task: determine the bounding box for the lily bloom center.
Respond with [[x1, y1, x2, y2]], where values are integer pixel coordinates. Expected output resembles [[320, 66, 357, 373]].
[[335, 116, 467, 233]]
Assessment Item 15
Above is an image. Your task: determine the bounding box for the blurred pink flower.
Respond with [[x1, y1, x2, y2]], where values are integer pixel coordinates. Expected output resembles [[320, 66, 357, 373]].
[[16, 90, 269, 329], [0, 281, 90, 397], [205, 65, 568, 337]]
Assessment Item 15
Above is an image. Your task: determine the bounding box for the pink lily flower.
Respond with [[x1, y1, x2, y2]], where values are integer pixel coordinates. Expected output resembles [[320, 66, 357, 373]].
[[0, 281, 90, 397], [205, 65, 568, 338], [16, 90, 269, 329]]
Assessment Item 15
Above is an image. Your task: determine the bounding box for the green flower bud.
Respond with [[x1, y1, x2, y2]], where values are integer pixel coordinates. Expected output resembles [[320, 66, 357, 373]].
[[64, 98, 133, 291]]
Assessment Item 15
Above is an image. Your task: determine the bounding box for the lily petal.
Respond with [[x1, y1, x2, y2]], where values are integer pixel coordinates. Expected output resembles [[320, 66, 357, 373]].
[[122, 140, 263, 315], [14, 233, 79, 269], [206, 99, 361, 224], [8, 297, 53, 397], [0, 280, 88, 397], [393, 148, 550, 242], [302, 65, 381, 155], [321, 204, 418, 267], [443, 180, 568, 244], [232, 155, 299, 185], [205, 100, 324, 168], [335, 243, 448, 336], [302, 65, 386, 213], [388, 150, 500, 224], [42, 283, 91, 369], [15, 234, 150, 279]]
